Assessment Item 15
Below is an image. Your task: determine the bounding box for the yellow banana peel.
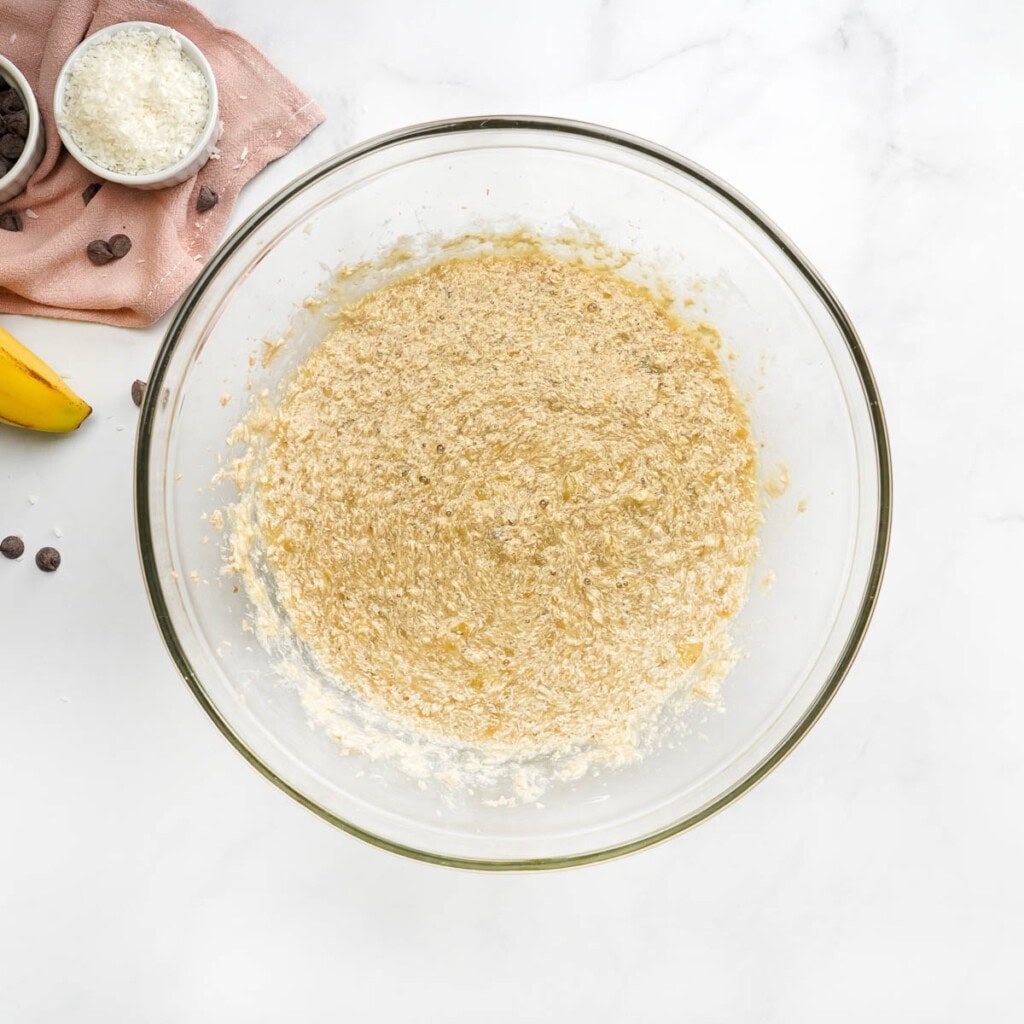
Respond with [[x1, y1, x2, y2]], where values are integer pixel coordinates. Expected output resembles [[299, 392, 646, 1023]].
[[0, 325, 92, 433]]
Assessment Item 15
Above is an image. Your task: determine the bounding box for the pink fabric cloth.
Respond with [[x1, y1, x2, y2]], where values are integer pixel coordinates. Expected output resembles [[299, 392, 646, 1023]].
[[0, 0, 324, 325]]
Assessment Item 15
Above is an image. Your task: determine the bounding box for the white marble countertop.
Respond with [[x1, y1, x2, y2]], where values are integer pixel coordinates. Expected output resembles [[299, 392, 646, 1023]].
[[1, 0, 1021, 1018]]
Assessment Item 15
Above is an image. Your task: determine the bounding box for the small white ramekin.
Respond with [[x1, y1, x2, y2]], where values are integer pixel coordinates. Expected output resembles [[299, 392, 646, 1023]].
[[53, 21, 220, 191], [0, 55, 45, 204]]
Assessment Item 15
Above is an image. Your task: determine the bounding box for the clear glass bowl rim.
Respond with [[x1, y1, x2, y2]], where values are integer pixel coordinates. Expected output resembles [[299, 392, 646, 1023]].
[[134, 115, 893, 871]]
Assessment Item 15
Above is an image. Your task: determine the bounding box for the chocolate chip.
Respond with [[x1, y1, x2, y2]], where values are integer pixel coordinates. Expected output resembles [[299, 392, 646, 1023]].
[[196, 185, 219, 212], [87, 239, 114, 265], [0, 90, 23, 114], [82, 182, 102, 205], [0, 133, 24, 160], [4, 110, 28, 139], [35, 546, 61, 572], [0, 211, 22, 232], [109, 234, 132, 259], [131, 379, 147, 407], [1, 535, 25, 559]]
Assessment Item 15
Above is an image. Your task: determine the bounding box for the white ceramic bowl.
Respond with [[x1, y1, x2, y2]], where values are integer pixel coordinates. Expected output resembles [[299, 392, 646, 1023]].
[[0, 55, 45, 204], [53, 21, 220, 190]]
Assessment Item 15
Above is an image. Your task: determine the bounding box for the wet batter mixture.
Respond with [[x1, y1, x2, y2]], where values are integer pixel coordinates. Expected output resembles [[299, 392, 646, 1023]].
[[228, 251, 760, 760]]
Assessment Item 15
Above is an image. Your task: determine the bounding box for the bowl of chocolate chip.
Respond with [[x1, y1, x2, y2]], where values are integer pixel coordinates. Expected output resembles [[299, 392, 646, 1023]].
[[0, 55, 44, 204]]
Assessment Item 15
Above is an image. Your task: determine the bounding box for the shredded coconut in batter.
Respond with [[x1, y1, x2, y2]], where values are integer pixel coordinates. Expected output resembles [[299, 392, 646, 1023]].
[[226, 250, 759, 773]]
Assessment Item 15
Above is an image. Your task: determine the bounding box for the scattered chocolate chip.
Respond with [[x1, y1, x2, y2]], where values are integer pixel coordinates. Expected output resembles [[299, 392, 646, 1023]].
[[131, 379, 147, 407], [87, 239, 114, 265], [109, 233, 132, 259], [0, 133, 24, 160], [0, 90, 24, 114], [0, 211, 22, 232], [196, 185, 219, 212], [35, 546, 61, 572], [82, 182, 102, 205], [1, 535, 25, 559], [4, 110, 28, 139]]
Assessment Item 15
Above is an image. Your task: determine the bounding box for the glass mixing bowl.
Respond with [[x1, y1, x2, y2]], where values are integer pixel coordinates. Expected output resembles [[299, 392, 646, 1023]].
[[135, 116, 891, 869]]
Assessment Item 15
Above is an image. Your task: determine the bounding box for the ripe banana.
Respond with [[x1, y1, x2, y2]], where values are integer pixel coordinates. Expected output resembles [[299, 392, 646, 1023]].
[[0, 325, 91, 432]]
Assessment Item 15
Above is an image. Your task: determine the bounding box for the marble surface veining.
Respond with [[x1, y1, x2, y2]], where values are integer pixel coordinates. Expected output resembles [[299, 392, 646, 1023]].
[[0, 0, 1021, 1019]]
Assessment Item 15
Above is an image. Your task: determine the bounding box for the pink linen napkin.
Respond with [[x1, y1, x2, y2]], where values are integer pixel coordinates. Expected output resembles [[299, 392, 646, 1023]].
[[0, 0, 324, 326]]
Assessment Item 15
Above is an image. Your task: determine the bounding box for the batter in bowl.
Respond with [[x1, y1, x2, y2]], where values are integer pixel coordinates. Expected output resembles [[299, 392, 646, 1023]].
[[227, 250, 760, 765]]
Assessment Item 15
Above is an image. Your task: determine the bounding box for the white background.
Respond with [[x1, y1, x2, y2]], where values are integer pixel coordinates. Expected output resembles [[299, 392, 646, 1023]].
[[2, 1, 1022, 1019]]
